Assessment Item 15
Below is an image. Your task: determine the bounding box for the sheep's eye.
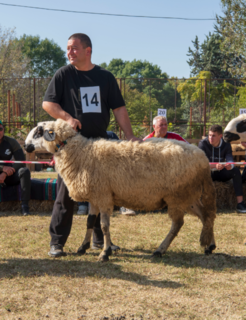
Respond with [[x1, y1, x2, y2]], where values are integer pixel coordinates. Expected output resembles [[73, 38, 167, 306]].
[[236, 120, 246, 133]]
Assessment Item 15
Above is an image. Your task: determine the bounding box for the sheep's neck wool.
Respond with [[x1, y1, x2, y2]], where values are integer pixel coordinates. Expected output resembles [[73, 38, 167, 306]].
[[55, 140, 67, 152]]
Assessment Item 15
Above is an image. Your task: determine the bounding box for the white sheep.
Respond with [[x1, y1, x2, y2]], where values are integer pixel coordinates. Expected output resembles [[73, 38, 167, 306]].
[[25, 119, 217, 262], [224, 114, 246, 142]]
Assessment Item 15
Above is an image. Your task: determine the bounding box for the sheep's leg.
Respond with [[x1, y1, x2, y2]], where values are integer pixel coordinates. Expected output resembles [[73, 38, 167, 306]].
[[152, 208, 184, 257], [204, 233, 216, 255], [98, 211, 112, 262], [188, 201, 216, 254], [77, 204, 99, 255]]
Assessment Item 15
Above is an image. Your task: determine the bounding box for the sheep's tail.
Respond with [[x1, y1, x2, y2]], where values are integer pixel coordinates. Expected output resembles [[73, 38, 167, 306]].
[[199, 167, 217, 247]]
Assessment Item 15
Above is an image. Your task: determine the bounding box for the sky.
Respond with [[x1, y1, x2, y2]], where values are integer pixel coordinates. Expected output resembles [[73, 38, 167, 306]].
[[0, 0, 224, 78]]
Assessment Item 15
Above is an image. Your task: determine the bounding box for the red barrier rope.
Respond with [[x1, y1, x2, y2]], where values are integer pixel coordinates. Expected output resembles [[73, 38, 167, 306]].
[[0, 160, 245, 167], [0, 160, 53, 165]]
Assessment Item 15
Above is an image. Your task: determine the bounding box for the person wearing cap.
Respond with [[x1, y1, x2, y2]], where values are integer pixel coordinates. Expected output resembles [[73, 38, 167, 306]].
[[0, 121, 31, 215]]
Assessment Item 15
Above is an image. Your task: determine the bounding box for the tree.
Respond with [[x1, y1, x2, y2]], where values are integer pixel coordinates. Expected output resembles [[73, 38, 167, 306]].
[[0, 25, 29, 78], [187, 32, 238, 79], [101, 59, 181, 114], [177, 71, 235, 137], [16, 35, 67, 77], [216, 0, 246, 77]]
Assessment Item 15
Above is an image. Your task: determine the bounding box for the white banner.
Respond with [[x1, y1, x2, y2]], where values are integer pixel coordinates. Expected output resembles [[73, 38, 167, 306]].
[[157, 108, 167, 117], [239, 109, 246, 115]]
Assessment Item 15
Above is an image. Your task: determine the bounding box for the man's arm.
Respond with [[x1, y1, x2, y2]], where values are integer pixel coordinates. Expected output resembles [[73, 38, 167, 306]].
[[224, 144, 234, 170], [42, 102, 81, 131], [112, 106, 142, 142]]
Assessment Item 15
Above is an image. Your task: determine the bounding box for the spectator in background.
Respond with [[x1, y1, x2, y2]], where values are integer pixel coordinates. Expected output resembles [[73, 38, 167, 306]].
[[198, 124, 246, 213], [0, 120, 31, 215], [143, 116, 187, 142]]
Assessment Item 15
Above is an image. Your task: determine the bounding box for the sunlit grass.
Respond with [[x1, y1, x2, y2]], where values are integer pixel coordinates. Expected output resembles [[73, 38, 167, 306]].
[[0, 212, 246, 319]]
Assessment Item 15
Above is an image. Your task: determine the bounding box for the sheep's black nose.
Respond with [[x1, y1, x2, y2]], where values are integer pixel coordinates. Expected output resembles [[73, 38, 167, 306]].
[[223, 131, 240, 142], [24, 144, 35, 153]]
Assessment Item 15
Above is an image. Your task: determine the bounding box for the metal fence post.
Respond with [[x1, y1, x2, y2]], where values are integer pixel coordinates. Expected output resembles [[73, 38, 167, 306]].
[[7, 90, 10, 129], [33, 78, 36, 126], [203, 79, 207, 137]]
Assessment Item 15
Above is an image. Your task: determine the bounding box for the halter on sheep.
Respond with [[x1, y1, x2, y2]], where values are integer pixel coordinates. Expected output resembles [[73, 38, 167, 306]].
[[25, 119, 217, 262]]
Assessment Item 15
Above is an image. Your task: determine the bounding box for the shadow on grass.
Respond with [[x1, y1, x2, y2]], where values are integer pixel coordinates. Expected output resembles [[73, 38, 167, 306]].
[[0, 258, 182, 289], [116, 249, 246, 271]]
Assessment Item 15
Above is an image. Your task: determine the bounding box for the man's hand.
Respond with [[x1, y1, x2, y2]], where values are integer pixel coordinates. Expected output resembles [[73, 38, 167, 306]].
[[42, 102, 82, 131], [241, 142, 246, 148], [215, 163, 225, 171], [127, 135, 143, 143], [113, 107, 142, 142], [0, 172, 7, 183], [225, 163, 232, 170], [66, 117, 82, 131], [2, 166, 15, 176]]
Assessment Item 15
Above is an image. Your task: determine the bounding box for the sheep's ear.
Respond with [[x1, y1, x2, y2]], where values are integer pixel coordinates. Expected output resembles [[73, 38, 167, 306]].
[[44, 130, 56, 141], [33, 126, 44, 139], [236, 120, 246, 133]]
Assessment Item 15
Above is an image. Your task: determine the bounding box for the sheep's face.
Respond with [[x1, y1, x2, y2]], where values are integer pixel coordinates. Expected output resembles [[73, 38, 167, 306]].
[[24, 119, 77, 154], [224, 114, 246, 142]]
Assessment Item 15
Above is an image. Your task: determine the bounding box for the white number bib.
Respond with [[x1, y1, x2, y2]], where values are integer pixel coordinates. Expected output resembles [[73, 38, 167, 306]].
[[80, 86, 101, 113]]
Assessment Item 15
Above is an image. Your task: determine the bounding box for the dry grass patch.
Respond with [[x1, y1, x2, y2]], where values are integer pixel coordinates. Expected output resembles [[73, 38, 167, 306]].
[[0, 212, 246, 319], [31, 172, 58, 179]]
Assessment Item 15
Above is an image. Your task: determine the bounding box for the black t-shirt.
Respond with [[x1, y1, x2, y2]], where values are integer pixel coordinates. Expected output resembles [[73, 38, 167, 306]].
[[0, 136, 25, 171], [43, 64, 125, 138]]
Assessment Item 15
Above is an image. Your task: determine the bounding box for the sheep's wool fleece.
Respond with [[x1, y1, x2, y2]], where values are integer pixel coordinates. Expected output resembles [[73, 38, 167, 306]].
[[45, 120, 212, 212]]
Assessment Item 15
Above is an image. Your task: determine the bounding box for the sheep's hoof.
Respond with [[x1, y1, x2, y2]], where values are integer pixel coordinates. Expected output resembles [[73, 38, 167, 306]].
[[204, 244, 216, 255], [77, 242, 90, 255], [152, 250, 162, 258], [98, 254, 109, 262]]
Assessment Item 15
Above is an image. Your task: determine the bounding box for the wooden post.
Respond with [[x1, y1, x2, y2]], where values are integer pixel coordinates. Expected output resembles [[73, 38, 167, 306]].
[[189, 105, 192, 138], [7, 90, 10, 129], [26, 152, 35, 172], [33, 78, 36, 126], [18, 103, 21, 128], [19, 103, 21, 118], [12, 93, 15, 128], [203, 79, 207, 137], [15, 102, 19, 128]]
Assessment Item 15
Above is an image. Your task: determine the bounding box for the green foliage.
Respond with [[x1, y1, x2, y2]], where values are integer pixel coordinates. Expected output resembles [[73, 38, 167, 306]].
[[237, 82, 246, 108], [15, 34, 67, 77], [101, 58, 167, 79], [4, 112, 34, 140], [187, 33, 236, 78], [123, 84, 161, 122], [216, 0, 246, 77], [178, 71, 234, 110], [0, 25, 29, 78], [100, 59, 181, 112]]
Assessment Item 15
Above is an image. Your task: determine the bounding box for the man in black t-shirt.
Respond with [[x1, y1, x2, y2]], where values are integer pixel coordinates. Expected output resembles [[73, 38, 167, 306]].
[[43, 33, 141, 257], [0, 121, 31, 215]]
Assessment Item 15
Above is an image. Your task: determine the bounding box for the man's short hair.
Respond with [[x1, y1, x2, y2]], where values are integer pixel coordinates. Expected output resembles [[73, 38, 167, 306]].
[[209, 125, 223, 135], [68, 33, 92, 53], [153, 116, 167, 125]]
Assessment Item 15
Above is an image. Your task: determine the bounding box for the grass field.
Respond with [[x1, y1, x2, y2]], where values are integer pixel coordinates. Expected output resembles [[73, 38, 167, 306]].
[[0, 210, 246, 320]]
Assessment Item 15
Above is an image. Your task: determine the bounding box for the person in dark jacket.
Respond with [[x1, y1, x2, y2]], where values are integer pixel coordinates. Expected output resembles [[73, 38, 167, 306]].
[[0, 121, 31, 215], [198, 124, 246, 213]]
